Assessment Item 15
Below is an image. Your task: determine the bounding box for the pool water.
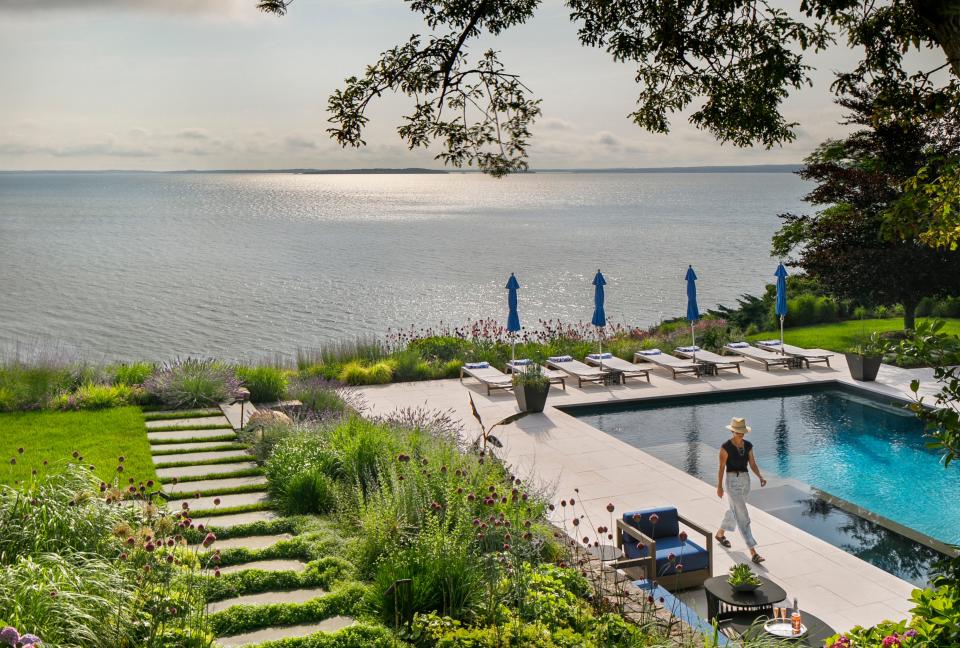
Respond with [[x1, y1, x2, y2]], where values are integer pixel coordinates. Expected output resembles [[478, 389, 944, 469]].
[[569, 385, 958, 585]]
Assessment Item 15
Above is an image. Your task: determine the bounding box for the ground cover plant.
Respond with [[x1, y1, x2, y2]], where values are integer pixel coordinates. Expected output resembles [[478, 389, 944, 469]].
[[0, 406, 154, 486]]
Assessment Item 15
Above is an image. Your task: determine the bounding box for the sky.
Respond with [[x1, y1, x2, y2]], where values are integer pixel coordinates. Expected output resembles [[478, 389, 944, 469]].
[[0, 0, 947, 171]]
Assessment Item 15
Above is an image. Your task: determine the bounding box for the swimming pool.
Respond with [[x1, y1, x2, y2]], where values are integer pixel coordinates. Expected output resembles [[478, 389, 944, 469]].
[[568, 384, 957, 586]]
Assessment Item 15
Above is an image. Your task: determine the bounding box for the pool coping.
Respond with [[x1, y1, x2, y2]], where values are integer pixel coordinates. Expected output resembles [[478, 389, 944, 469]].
[[358, 356, 948, 631]]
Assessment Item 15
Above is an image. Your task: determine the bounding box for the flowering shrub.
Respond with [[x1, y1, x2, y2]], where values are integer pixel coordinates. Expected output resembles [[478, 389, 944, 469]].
[[0, 627, 41, 647]]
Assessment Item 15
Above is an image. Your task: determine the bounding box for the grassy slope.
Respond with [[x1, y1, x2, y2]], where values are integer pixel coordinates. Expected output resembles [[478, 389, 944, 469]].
[[0, 406, 154, 486], [746, 317, 960, 352]]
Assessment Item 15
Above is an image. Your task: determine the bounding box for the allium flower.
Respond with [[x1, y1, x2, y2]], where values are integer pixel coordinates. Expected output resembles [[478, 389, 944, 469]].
[[0, 627, 20, 646], [649, 513, 660, 524], [213, 498, 221, 506], [679, 531, 688, 542], [904, 629, 917, 638], [606, 503, 615, 512], [19, 633, 41, 646]]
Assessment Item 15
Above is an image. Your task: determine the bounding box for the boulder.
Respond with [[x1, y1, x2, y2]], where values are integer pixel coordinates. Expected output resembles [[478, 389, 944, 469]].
[[244, 409, 292, 430]]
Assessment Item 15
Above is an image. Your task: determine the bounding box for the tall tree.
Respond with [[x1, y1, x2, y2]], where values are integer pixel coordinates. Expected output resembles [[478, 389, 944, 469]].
[[256, 0, 960, 176], [772, 89, 960, 330]]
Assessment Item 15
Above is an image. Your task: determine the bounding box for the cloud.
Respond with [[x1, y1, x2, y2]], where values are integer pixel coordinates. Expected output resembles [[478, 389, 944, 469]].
[[284, 135, 317, 149], [175, 128, 209, 141], [0, 0, 247, 14], [539, 117, 575, 131], [592, 131, 620, 147], [0, 139, 157, 158]]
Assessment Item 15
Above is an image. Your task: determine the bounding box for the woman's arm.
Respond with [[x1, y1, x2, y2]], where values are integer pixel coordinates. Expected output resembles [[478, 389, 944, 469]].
[[748, 450, 767, 487], [717, 448, 728, 498]]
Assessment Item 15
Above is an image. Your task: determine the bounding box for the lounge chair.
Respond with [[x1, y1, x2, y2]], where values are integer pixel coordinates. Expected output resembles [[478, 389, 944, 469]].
[[459, 362, 513, 395], [583, 353, 651, 383], [756, 340, 833, 368], [632, 349, 701, 379], [505, 359, 567, 390], [723, 342, 792, 371], [673, 346, 743, 375], [616, 506, 714, 591], [545, 355, 611, 388]]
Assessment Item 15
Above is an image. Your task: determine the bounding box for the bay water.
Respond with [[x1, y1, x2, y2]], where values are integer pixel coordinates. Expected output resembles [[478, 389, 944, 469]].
[[0, 171, 810, 361]]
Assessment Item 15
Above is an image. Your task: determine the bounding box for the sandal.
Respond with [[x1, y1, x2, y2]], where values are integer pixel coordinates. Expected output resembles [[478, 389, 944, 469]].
[[714, 534, 732, 548], [752, 553, 766, 564]]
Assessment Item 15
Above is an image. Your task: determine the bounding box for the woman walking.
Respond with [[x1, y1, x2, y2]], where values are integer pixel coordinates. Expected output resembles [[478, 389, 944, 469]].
[[715, 417, 767, 563]]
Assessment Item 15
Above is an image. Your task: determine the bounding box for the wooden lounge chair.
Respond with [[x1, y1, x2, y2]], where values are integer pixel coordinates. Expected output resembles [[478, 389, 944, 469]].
[[632, 349, 701, 379], [505, 359, 567, 391], [756, 340, 833, 368], [459, 362, 513, 395], [724, 343, 792, 371], [583, 354, 651, 383], [673, 346, 743, 375], [545, 356, 611, 388]]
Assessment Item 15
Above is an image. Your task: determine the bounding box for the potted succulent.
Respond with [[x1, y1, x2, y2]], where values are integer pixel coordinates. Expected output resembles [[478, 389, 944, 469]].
[[512, 364, 550, 413], [727, 563, 762, 592], [845, 332, 890, 382]]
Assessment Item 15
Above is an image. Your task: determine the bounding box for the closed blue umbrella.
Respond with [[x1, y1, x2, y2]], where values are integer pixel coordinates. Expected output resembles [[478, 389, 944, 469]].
[[775, 263, 789, 352], [591, 270, 607, 360], [506, 273, 520, 362], [685, 265, 700, 360]]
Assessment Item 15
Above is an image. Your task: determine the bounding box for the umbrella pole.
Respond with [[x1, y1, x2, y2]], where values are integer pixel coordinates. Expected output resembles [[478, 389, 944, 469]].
[[691, 323, 696, 362], [511, 335, 515, 364], [780, 316, 785, 354]]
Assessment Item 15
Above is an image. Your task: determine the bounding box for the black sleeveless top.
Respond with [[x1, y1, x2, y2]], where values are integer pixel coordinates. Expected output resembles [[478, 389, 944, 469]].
[[723, 439, 752, 472]]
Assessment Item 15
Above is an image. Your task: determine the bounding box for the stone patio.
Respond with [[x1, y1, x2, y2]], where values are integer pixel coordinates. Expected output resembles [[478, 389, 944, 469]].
[[359, 354, 942, 633]]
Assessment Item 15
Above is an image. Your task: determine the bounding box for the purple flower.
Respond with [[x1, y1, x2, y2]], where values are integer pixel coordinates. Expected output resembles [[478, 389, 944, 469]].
[[904, 629, 917, 638], [0, 627, 20, 647], [882, 635, 902, 647], [19, 634, 41, 646]]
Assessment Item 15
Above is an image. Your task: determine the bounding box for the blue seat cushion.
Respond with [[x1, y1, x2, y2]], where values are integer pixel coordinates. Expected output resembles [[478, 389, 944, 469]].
[[622, 507, 679, 538], [622, 535, 709, 576], [633, 580, 729, 646]]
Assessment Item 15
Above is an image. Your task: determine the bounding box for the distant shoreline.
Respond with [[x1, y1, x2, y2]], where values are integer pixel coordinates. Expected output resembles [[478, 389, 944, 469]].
[[0, 164, 801, 175]]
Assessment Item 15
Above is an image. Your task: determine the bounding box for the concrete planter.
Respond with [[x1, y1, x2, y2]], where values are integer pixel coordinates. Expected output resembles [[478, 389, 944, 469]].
[[845, 353, 882, 381], [515, 384, 549, 413]]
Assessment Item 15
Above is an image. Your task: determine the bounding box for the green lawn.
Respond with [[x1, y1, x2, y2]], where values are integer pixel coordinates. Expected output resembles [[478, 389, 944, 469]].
[[0, 406, 154, 486], [746, 317, 960, 352]]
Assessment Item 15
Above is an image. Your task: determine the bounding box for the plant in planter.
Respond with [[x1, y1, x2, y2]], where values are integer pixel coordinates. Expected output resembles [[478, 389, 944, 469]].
[[727, 563, 762, 592], [845, 332, 891, 382], [511, 364, 551, 413]]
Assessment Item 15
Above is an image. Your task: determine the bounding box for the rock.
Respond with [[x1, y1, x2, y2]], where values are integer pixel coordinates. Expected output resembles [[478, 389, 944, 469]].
[[244, 410, 292, 430]]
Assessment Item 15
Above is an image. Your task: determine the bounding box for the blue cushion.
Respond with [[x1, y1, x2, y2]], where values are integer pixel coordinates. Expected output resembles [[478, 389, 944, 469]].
[[622, 536, 709, 575], [676, 345, 700, 352], [727, 342, 749, 348], [622, 507, 679, 538], [465, 362, 490, 369], [633, 580, 729, 645], [509, 358, 533, 366], [639, 349, 662, 356], [758, 340, 781, 346], [548, 355, 573, 362], [587, 352, 613, 360]]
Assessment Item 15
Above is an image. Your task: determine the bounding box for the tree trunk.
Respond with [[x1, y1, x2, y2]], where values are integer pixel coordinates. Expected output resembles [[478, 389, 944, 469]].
[[903, 298, 918, 331], [910, 0, 960, 78]]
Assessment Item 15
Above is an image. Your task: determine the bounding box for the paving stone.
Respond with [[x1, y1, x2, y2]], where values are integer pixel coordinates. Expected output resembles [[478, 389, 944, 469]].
[[156, 462, 258, 480], [148, 429, 238, 442], [147, 408, 221, 417], [151, 441, 241, 453], [167, 491, 269, 512], [197, 510, 278, 528], [146, 416, 231, 429], [206, 587, 328, 614], [164, 475, 267, 495], [220, 402, 258, 430], [215, 617, 355, 647], [218, 559, 306, 575], [152, 449, 250, 465], [192, 533, 292, 552]]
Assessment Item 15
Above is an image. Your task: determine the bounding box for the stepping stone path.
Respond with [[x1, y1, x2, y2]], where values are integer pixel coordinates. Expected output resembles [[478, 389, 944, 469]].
[[216, 618, 356, 648], [147, 404, 353, 646]]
